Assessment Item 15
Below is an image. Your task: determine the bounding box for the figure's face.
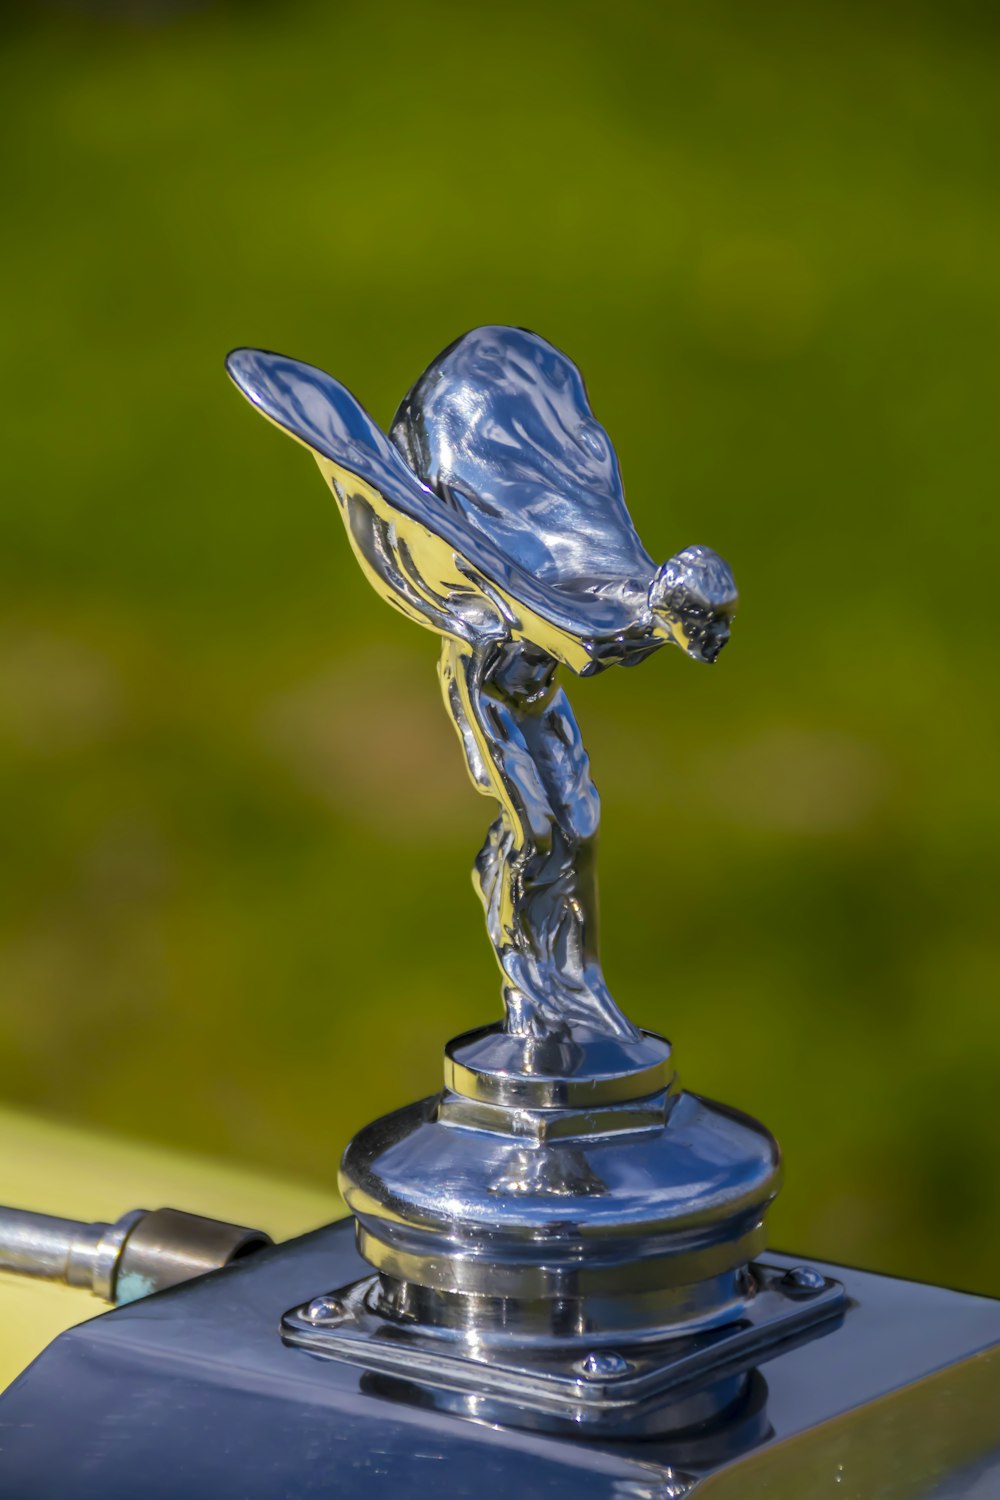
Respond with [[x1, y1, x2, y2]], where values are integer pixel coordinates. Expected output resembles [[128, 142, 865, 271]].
[[659, 598, 734, 663], [648, 546, 738, 664]]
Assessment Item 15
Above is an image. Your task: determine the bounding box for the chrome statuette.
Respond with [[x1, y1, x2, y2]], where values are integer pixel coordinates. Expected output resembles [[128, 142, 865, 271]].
[[227, 329, 735, 1047], [227, 327, 838, 1434]]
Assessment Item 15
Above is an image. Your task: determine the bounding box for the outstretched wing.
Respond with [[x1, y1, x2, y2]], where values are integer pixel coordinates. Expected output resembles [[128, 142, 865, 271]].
[[227, 349, 455, 530], [226, 347, 646, 666], [390, 326, 655, 592], [227, 348, 484, 638]]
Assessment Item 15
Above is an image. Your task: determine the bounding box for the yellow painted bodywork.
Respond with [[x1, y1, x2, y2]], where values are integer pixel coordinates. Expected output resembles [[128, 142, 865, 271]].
[[0, 1105, 343, 1392]]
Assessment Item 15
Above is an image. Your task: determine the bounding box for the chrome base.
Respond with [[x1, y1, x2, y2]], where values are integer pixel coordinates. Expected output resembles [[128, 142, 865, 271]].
[[282, 1262, 845, 1435], [324, 1023, 791, 1429]]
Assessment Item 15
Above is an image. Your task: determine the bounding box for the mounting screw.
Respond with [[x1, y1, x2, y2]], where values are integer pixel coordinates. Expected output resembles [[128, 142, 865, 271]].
[[781, 1265, 826, 1295], [305, 1295, 344, 1325], [576, 1350, 632, 1379]]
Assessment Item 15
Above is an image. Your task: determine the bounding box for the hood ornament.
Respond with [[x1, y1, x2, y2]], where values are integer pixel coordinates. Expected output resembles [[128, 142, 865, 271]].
[[227, 327, 842, 1435]]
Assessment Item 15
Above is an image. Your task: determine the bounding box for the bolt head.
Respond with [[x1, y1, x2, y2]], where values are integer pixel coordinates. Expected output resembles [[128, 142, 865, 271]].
[[781, 1265, 826, 1295], [305, 1295, 344, 1325], [576, 1350, 632, 1379]]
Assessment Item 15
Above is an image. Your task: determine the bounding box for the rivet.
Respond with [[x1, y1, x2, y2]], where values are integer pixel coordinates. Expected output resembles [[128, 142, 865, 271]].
[[781, 1265, 826, 1294], [577, 1350, 631, 1378], [305, 1295, 344, 1325]]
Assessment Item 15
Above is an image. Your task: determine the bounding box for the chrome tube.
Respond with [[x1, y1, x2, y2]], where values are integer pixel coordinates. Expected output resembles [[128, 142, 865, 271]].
[[0, 1206, 144, 1297], [0, 1207, 95, 1280]]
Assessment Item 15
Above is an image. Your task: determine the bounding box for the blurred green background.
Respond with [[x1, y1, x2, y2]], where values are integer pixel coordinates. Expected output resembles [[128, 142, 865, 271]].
[[1, 0, 998, 1292]]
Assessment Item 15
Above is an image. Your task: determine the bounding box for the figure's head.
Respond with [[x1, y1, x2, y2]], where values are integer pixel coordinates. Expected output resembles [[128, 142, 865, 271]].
[[648, 545, 738, 664]]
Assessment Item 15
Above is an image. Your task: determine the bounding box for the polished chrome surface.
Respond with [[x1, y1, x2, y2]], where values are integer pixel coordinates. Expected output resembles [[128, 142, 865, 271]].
[[0, 1203, 270, 1303], [443, 1023, 675, 1107], [228, 328, 785, 1419], [227, 328, 736, 1044], [341, 1086, 779, 1309], [281, 1260, 844, 1436]]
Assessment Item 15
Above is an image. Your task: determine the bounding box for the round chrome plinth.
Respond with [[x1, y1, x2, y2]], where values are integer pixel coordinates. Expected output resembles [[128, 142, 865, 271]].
[[339, 1027, 781, 1346], [444, 1024, 675, 1108]]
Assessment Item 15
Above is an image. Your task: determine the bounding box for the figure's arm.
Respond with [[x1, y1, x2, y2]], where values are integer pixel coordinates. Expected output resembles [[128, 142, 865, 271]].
[[438, 639, 554, 848]]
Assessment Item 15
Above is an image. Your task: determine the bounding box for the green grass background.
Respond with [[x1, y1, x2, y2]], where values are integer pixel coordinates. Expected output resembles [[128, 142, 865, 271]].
[[1, 0, 998, 1291]]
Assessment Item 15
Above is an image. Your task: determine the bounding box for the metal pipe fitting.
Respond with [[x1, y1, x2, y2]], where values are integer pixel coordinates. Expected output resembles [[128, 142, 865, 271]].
[[113, 1208, 271, 1304], [0, 1205, 271, 1304]]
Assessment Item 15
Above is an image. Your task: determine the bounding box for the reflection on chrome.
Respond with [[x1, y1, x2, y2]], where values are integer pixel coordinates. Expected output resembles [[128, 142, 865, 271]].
[[227, 328, 736, 1045]]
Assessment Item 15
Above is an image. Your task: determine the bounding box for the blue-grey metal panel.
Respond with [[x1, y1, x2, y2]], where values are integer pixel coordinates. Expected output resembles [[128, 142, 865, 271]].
[[1, 1222, 999, 1498]]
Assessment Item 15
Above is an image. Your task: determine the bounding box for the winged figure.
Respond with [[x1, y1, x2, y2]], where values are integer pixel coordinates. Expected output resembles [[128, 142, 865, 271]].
[[227, 327, 737, 1043]]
